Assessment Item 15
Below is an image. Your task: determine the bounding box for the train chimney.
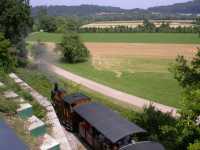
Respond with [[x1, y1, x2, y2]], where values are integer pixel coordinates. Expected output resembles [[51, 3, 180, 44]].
[[54, 83, 58, 91]]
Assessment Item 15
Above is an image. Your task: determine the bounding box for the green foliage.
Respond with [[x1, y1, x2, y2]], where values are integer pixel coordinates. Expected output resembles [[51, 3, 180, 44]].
[[33, 8, 82, 33], [171, 49, 200, 88], [0, 33, 15, 72], [133, 105, 177, 149], [143, 19, 156, 32], [79, 20, 196, 34], [0, 97, 18, 114], [61, 32, 89, 63], [0, 0, 32, 44], [55, 17, 81, 33], [176, 119, 200, 150], [32, 101, 46, 119], [188, 141, 200, 150], [171, 49, 200, 118], [169, 49, 200, 149], [0, 0, 32, 67], [39, 16, 57, 33], [16, 68, 53, 98], [18, 90, 33, 101]]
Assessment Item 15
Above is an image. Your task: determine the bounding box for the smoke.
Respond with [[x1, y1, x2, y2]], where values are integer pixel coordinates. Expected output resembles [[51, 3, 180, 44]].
[[30, 41, 60, 84]]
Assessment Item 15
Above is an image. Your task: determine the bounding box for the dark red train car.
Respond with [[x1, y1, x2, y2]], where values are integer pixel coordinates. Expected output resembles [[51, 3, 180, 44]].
[[73, 102, 146, 150], [51, 84, 165, 150]]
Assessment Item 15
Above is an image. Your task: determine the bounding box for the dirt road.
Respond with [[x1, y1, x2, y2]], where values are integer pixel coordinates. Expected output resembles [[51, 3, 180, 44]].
[[49, 64, 178, 117]]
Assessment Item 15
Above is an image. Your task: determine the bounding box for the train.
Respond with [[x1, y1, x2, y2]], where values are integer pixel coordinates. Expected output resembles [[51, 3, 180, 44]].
[[51, 84, 165, 150]]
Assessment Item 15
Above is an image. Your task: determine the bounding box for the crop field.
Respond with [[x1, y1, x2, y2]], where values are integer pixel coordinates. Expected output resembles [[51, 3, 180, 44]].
[[27, 32, 200, 44], [81, 20, 194, 28], [58, 43, 199, 108], [27, 32, 200, 107]]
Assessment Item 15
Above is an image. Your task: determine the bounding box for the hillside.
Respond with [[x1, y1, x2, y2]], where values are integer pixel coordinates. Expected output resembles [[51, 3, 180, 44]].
[[31, 5, 125, 17], [31, 1, 200, 21], [149, 0, 200, 14]]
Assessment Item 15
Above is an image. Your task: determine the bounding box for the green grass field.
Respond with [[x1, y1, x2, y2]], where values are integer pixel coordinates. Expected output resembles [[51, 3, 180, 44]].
[[27, 32, 200, 44], [58, 60, 182, 108], [27, 32, 192, 108]]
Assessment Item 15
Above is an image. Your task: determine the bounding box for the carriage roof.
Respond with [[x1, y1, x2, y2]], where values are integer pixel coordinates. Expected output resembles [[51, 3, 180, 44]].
[[74, 102, 146, 143]]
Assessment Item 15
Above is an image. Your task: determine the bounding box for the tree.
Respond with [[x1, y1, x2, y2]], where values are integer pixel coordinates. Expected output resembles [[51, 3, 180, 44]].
[[60, 32, 89, 63], [39, 16, 57, 32], [171, 49, 200, 89], [55, 17, 81, 33], [143, 19, 156, 32], [171, 48, 200, 118], [170, 49, 200, 149], [0, 0, 33, 66], [0, 33, 15, 72], [0, 0, 32, 44], [134, 105, 178, 149]]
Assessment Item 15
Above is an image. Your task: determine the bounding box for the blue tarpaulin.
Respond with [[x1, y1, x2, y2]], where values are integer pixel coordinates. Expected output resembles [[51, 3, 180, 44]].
[[0, 119, 28, 150]]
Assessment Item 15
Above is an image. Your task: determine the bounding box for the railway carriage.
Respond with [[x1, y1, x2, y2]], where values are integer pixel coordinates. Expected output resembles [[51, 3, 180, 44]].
[[51, 84, 165, 150]]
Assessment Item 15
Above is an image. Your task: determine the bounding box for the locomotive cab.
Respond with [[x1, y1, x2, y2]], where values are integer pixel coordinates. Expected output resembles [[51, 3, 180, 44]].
[[51, 83, 91, 131]]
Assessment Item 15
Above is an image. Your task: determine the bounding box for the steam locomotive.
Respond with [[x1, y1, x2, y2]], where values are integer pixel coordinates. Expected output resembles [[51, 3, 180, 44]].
[[51, 84, 165, 150]]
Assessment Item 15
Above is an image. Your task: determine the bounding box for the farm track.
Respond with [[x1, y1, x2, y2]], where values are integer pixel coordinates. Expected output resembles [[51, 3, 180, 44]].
[[49, 64, 178, 117]]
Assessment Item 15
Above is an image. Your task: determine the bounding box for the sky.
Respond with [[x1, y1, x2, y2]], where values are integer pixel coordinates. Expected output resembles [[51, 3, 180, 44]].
[[30, 0, 190, 9]]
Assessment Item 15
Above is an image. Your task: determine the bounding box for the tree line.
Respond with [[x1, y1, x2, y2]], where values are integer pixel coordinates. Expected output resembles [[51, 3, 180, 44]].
[[79, 19, 200, 35], [32, 12, 200, 36]]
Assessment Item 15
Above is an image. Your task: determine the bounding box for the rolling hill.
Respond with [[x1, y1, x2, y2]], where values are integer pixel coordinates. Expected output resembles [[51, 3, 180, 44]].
[[31, 1, 200, 21], [148, 0, 200, 14]]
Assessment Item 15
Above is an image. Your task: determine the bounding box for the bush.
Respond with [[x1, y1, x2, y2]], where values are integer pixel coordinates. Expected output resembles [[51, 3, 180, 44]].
[[60, 32, 89, 63], [0, 33, 16, 72], [18, 91, 33, 101], [32, 101, 46, 119], [133, 105, 178, 149], [0, 97, 18, 114], [188, 141, 200, 150]]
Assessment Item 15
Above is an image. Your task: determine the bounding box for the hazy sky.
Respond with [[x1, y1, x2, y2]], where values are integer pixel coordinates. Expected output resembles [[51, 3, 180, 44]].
[[31, 0, 190, 9]]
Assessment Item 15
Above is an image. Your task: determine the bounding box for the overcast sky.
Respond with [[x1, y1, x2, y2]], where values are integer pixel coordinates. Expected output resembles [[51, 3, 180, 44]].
[[30, 0, 190, 9]]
